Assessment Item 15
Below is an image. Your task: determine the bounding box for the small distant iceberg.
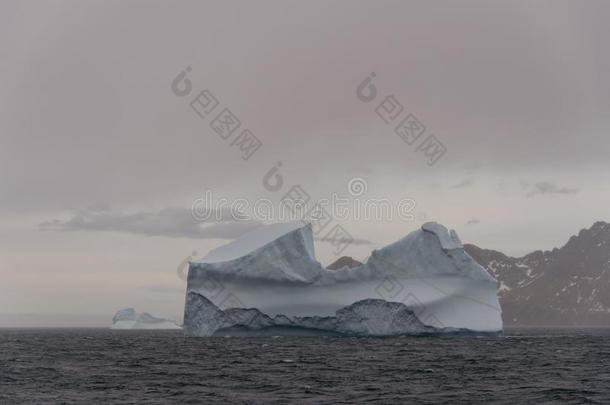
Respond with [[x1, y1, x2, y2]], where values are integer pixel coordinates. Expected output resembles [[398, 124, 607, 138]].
[[110, 308, 181, 330]]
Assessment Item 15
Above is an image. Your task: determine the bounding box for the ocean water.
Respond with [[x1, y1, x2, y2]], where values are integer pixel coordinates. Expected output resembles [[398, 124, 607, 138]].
[[1, 328, 609, 404]]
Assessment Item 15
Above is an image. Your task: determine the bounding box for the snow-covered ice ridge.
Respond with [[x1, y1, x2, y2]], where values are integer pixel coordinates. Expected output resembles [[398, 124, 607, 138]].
[[111, 308, 181, 330], [184, 221, 502, 336]]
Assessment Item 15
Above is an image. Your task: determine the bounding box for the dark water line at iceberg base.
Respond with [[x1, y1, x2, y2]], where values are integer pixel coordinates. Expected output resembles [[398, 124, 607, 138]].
[[1, 328, 610, 404]]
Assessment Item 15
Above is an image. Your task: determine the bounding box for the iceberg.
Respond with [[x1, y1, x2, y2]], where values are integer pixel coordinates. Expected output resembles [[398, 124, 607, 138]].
[[111, 308, 181, 330], [184, 221, 502, 336]]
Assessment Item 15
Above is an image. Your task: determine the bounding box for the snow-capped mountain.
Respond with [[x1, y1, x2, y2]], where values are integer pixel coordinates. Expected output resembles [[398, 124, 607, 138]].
[[184, 221, 502, 336], [465, 221, 610, 326]]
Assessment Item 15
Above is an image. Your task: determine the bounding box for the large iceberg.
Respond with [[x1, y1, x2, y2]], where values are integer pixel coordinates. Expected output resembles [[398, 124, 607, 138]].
[[111, 308, 181, 330], [184, 222, 502, 336]]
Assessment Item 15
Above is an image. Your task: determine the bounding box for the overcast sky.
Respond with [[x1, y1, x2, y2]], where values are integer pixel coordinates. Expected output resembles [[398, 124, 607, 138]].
[[1, 0, 609, 326]]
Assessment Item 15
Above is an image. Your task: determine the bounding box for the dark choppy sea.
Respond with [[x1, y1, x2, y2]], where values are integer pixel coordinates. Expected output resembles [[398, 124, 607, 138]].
[[1, 328, 609, 404]]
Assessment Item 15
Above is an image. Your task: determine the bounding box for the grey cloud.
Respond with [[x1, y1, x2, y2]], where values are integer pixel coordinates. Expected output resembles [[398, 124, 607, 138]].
[[347, 166, 374, 175], [40, 207, 262, 240], [40, 206, 373, 246], [451, 179, 473, 189], [466, 219, 480, 225], [85, 202, 112, 212], [525, 182, 579, 198]]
